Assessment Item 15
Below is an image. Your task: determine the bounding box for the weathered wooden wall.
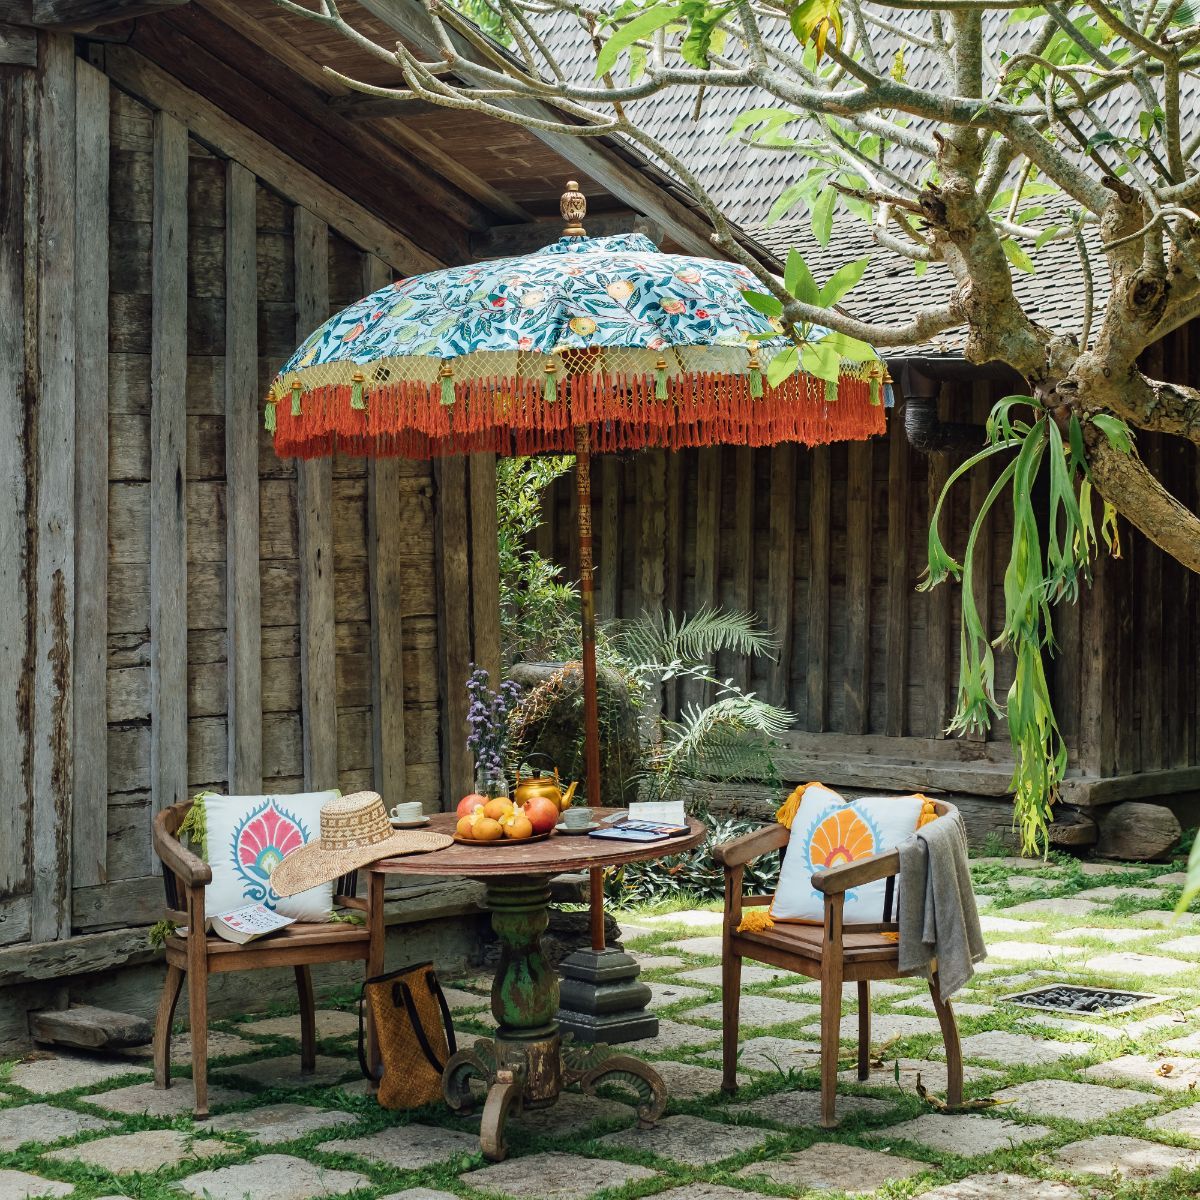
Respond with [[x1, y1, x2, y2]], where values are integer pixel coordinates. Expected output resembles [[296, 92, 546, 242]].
[[537, 357, 1200, 805], [0, 33, 501, 1033]]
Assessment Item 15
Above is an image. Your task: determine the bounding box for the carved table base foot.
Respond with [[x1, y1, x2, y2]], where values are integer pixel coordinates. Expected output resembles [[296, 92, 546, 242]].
[[562, 1037, 667, 1128]]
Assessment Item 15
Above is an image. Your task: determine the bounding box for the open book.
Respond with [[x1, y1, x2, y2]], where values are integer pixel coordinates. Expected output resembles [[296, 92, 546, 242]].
[[179, 903, 295, 944]]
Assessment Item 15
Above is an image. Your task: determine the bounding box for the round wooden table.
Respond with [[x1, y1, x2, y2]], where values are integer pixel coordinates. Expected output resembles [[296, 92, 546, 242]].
[[365, 810, 706, 1160]]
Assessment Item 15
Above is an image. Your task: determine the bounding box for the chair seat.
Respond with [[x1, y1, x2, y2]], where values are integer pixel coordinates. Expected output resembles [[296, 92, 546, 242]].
[[734, 921, 900, 966], [167, 920, 370, 957]]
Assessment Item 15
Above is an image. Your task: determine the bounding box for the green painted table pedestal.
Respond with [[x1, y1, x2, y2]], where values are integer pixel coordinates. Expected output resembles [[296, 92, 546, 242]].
[[442, 873, 666, 1160]]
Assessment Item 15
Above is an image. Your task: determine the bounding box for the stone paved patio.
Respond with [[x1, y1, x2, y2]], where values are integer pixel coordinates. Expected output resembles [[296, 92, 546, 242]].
[[4, 852, 1200, 1198]]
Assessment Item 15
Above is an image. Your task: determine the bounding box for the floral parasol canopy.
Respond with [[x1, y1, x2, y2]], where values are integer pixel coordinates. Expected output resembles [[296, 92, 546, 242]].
[[266, 232, 890, 461]]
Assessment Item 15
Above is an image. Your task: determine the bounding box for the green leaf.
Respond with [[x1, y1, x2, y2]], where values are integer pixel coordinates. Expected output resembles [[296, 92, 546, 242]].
[[789, 0, 843, 61], [818, 256, 868, 306], [811, 186, 836, 246], [784, 248, 819, 305], [1034, 224, 1063, 250], [801, 341, 841, 382], [766, 345, 799, 387], [1002, 239, 1035, 274], [680, 2, 734, 67], [819, 331, 877, 362], [596, 4, 679, 76], [766, 182, 809, 226], [742, 289, 784, 318], [1092, 412, 1133, 453]]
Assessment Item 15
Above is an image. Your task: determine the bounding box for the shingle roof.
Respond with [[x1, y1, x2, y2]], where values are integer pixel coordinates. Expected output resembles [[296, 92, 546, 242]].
[[535, 8, 1191, 356]]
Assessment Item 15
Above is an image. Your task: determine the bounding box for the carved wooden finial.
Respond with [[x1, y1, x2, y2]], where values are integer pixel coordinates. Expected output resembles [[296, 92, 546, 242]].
[[561, 180, 587, 237]]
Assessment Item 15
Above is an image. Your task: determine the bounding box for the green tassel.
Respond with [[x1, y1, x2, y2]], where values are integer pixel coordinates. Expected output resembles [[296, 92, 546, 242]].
[[749, 366, 763, 398], [179, 793, 209, 860], [264, 400, 277, 433], [350, 373, 366, 410], [824, 376, 840, 404], [868, 372, 882, 406], [543, 363, 558, 402], [290, 381, 302, 417], [654, 358, 667, 400], [439, 366, 455, 406]]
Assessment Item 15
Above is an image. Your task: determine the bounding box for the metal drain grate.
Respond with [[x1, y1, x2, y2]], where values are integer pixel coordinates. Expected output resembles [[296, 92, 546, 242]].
[[1001, 983, 1168, 1015]]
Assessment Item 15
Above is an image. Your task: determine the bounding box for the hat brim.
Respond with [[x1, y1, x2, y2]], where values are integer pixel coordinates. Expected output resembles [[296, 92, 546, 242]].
[[270, 829, 452, 898]]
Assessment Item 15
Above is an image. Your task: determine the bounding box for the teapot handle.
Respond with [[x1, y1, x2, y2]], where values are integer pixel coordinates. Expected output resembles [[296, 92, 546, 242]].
[[522, 750, 559, 778]]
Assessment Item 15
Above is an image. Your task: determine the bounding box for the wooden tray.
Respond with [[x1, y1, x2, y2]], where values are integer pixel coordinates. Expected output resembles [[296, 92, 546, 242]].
[[452, 830, 554, 847]]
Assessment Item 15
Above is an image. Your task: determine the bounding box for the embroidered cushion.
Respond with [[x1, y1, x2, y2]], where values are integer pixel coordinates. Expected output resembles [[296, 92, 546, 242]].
[[771, 783, 926, 925], [201, 791, 337, 922]]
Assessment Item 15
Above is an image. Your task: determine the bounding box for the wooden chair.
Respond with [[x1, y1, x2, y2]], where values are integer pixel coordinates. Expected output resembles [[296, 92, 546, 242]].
[[714, 800, 963, 1128], [152, 798, 371, 1119]]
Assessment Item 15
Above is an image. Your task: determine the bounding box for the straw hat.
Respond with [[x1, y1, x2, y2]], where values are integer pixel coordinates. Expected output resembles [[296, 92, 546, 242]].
[[270, 792, 451, 898]]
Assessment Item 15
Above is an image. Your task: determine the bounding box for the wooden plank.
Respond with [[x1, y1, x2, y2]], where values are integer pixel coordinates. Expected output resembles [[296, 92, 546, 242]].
[[294, 207, 338, 791], [1079, 542, 1117, 776], [964, 383, 993, 742], [149, 109, 188, 857], [766, 444, 796, 708], [469, 453, 502, 684], [596, 454, 619, 622], [685, 446, 720, 714], [844, 441, 872, 733], [884, 413, 910, 737], [0, 70, 31, 903], [30, 33, 77, 941], [663, 451, 684, 719], [72, 59, 109, 887], [435, 456, 473, 806], [924, 393, 951, 738], [102, 47, 440, 273], [806, 446, 831, 731], [728, 447, 754, 693], [363, 253, 408, 808], [31, 0, 189, 28], [224, 161, 261, 793], [0, 22, 36, 64]]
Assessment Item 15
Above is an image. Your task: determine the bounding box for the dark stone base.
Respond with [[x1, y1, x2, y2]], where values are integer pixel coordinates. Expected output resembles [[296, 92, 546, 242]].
[[555, 947, 658, 1044]]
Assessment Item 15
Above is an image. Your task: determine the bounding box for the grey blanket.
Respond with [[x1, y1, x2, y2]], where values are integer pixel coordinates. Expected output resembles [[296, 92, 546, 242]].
[[897, 810, 987, 1000]]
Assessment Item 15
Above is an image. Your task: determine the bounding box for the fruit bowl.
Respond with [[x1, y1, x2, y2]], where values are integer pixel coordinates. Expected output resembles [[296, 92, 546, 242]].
[[452, 829, 554, 847]]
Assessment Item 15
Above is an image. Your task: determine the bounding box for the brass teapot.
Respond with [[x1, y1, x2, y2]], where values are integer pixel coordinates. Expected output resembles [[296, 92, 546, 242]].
[[514, 754, 577, 812]]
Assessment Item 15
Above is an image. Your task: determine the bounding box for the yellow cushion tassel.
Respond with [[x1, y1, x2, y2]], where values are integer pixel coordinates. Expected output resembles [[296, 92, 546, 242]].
[[737, 908, 775, 933], [916, 795, 938, 828], [775, 782, 821, 831]]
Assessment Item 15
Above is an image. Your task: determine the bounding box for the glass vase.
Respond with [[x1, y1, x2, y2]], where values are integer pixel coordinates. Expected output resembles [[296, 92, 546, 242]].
[[475, 763, 509, 801]]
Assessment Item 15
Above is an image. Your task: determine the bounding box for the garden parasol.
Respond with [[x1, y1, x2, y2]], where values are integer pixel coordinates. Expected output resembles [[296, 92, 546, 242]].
[[267, 184, 890, 952]]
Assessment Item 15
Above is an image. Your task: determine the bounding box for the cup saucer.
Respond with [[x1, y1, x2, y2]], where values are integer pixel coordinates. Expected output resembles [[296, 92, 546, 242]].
[[390, 816, 430, 828], [556, 820, 599, 835]]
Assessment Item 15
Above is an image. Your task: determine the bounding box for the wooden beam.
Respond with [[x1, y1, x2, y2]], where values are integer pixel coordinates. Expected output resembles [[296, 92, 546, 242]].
[[727, 447, 754, 694], [364, 254, 408, 810], [469, 453, 502, 685], [294, 207, 338, 792], [685, 446, 720, 714], [471, 214, 665, 259], [356, 0, 721, 258], [766, 444, 796, 708], [31, 0, 189, 29], [149, 108, 188, 846], [806, 446, 831, 731], [0, 22, 36, 64], [0, 70, 30, 905], [102, 46, 441, 274], [965, 383, 993, 744], [596, 455, 619, 623], [72, 59, 109, 887], [844, 441, 872, 734], [924, 391, 951, 738], [224, 161, 262, 794], [327, 92, 442, 120], [31, 33, 77, 941], [884, 411, 910, 738]]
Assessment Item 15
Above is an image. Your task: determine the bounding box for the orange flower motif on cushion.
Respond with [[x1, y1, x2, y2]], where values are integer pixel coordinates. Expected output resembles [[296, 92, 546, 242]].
[[803, 804, 879, 873]]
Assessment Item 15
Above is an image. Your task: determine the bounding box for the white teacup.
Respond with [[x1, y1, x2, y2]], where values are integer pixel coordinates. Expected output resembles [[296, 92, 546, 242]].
[[562, 807, 592, 830], [390, 801, 424, 823]]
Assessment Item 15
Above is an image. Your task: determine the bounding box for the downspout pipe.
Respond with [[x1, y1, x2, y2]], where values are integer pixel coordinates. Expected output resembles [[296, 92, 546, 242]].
[[899, 360, 985, 453]]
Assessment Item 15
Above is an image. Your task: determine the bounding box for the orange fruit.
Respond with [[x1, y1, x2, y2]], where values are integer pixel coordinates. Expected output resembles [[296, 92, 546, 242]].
[[455, 814, 476, 839], [482, 798, 514, 821], [473, 816, 503, 841], [503, 814, 534, 840]]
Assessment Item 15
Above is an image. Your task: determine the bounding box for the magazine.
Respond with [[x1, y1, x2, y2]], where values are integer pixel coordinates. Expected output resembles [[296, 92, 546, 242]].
[[179, 903, 295, 945], [587, 819, 691, 844]]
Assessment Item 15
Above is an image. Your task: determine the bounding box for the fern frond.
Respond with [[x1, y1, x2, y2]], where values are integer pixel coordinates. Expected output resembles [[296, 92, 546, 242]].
[[609, 606, 778, 672], [648, 696, 794, 784]]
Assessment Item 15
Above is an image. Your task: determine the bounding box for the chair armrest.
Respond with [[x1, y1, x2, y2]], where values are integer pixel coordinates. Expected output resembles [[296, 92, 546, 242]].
[[713, 821, 788, 868], [811, 848, 899, 894], [153, 806, 212, 887]]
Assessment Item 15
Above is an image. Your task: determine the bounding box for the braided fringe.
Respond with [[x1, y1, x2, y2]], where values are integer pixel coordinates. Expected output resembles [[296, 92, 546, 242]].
[[271, 371, 887, 460]]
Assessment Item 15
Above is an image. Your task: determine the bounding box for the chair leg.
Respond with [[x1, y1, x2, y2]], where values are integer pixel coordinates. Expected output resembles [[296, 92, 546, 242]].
[[819, 972, 843, 1129], [929, 972, 963, 1108], [296, 965, 316, 1074], [720, 948, 742, 1094], [856, 981, 871, 1081], [153, 964, 185, 1090], [187, 958, 209, 1121]]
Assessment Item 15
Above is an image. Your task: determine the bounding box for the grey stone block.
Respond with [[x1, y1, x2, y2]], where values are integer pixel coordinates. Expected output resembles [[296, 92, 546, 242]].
[[323, 1124, 479, 1169], [88, 1079, 249, 1117], [989, 1079, 1156, 1119], [738, 1143, 924, 1192], [200, 1103, 361, 1144], [0, 1169, 74, 1199], [879, 1112, 1051, 1155], [460, 1151, 658, 1200], [1054, 1134, 1200, 1178], [175, 1153, 370, 1200], [44, 1129, 229, 1174], [597, 1113, 772, 1166], [0, 1104, 116, 1152]]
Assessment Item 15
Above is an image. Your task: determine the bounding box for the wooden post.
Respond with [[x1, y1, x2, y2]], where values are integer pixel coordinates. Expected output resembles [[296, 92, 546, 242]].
[[224, 161, 262, 794], [294, 207, 338, 791], [728, 447, 754, 693], [884, 411, 911, 737], [845, 441, 872, 733], [806, 446, 831, 731], [469, 453, 502, 684], [766, 444, 796, 707], [31, 33, 78, 939], [435, 456, 473, 804], [687, 446, 720, 713], [924, 387, 952, 737], [596, 455, 619, 622], [364, 254, 408, 809], [965, 383, 993, 743]]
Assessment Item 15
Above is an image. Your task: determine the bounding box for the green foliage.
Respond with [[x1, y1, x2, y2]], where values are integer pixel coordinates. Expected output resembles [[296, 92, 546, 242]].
[[922, 399, 1126, 855], [444, 0, 512, 44]]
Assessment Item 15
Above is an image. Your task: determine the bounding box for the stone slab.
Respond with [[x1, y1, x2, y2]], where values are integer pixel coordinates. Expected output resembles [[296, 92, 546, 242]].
[[200, 1103, 362, 1144], [45, 1129, 229, 1174], [1085, 951, 1193, 977], [1084, 1053, 1200, 1091], [971, 857, 1048, 869], [88, 1079, 250, 1116], [1054, 1133, 1200, 1178], [0, 1170, 73, 1199], [122, 1030, 260, 1063], [646, 981, 708, 1007], [640, 1018, 722, 1052], [1164, 1030, 1200, 1053], [838, 1058, 996, 1095], [649, 1188, 777, 1200], [738, 1143, 924, 1192], [615, 922, 657, 942], [644, 910, 723, 928], [6, 1053, 145, 1093], [1051, 926, 1147, 943], [1158, 935, 1200, 953], [379, 1192, 461, 1200], [214, 1054, 357, 1089], [672, 935, 724, 957], [699, 1035, 820, 1074], [460, 1151, 658, 1200], [802, 1012, 944, 1040], [176, 1153, 371, 1200], [1151, 872, 1191, 887], [645, 1060, 730, 1099], [324, 1124, 480, 1168], [1076, 862, 1147, 875], [597, 1113, 772, 1166], [879, 1112, 1050, 1155], [1125, 910, 1200, 928], [989, 1078, 1155, 1119], [1146, 1101, 1200, 1137], [241, 1011, 359, 1040], [731, 1088, 895, 1125], [1076, 885, 1163, 902], [1004, 876, 1058, 892], [917, 1174, 1082, 1199], [630, 954, 685, 970], [506, 1090, 633, 1135], [0, 1104, 116, 1151], [440, 987, 489, 1012], [985, 940, 1085, 961], [675, 964, 789, 986], [685, 995, 819, 1026], [893, 997, 995, 1018], [1004, 898, 1101, 917], [954, 1031, 1083, 1065], [979, 915, 1043, 933]]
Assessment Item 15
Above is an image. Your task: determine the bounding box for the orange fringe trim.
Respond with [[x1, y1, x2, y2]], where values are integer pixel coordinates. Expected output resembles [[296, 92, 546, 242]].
[[270, 370, 886, 460]]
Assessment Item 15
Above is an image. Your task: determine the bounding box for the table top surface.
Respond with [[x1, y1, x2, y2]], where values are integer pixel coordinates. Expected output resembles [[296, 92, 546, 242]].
[[371, 809, 706, 877]]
